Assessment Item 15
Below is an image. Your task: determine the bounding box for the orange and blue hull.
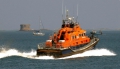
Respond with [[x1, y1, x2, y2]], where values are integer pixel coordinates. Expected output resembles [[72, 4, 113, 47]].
[[37, 37, 99, 58]]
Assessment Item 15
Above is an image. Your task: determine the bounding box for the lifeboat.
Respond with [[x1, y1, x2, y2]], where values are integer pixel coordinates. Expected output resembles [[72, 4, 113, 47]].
[[36, 10, 100, 58]]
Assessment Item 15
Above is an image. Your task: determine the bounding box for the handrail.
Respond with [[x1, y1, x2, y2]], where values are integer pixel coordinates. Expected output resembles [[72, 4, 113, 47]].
[[38, 42, 45, 49]]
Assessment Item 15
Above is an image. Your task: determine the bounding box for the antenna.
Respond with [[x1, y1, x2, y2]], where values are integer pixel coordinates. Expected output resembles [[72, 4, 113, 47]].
[[65, 6, 66, 19], [66, 10, 69, 19], [76, 4, 78, 23], [62, 0, 64, 19]]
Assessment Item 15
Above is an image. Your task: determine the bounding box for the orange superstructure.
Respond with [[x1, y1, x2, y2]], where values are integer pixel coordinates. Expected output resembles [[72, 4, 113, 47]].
[[45, 10, 90, 48]]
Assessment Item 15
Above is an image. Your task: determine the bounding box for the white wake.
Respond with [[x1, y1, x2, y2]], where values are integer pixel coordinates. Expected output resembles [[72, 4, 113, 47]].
[[59, 48, 116, 59], [0, 48, 116, 59]]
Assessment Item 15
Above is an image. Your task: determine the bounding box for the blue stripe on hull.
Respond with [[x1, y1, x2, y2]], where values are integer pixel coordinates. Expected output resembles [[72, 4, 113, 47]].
[[70, 43, 88, 50], [62, 49, 73, 54], [61, 44, 88, 55]]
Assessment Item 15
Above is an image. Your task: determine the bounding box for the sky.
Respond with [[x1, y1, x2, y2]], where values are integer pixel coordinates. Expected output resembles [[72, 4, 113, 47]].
[[0, 0, 120, 30]]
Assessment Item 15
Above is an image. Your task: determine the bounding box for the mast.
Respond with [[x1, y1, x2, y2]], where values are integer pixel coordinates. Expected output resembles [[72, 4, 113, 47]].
[[39, 19, 41, 32], [76, 4, 78, 23], [41, 20, 44, 30], [65, 6, 66, 19], [62, 0, 64, 20], [66, 10, 69, 19]]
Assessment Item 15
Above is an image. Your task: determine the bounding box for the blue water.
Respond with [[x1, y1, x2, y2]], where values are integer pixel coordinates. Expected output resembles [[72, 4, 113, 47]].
[[0, 30, 119, 69]]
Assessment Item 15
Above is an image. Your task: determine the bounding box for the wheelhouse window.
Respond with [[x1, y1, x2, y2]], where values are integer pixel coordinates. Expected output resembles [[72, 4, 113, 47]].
[[72, 36, 74, 39], [84, 33, 86, 36], [79, 34, 81, 37], [75, 35, 76, 39], [81, 34, 83, 36]]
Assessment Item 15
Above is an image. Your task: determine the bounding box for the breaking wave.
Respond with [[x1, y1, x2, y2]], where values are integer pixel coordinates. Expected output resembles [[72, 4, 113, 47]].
[[0, 48, 116, 59]]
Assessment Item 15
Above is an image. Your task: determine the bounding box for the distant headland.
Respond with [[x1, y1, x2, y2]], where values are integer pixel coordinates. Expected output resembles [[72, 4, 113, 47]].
[[19, 24, 51, 31], [19, 24, 31, 31]]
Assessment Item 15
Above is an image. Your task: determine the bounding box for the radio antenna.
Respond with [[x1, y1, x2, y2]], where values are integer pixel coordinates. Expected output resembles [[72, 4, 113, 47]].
[[62, 0, 64, 19], [65, 6, 66, 19], [76, 4, 78, 23]]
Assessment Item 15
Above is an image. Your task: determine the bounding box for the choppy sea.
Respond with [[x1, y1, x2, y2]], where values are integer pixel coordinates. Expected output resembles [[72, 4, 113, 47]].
[[0, 30, 119, 69]]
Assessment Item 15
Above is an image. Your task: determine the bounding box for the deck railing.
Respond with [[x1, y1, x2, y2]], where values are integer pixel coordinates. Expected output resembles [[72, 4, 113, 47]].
[[38, 42, 45, 49]]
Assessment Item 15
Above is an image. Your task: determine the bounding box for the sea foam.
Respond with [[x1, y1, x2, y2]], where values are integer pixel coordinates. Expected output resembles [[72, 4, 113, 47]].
[[0, 48, 116, 59]]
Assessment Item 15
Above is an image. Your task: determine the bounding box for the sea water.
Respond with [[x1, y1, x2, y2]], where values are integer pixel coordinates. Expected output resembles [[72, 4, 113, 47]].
[[0, 30, 119, 69]]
